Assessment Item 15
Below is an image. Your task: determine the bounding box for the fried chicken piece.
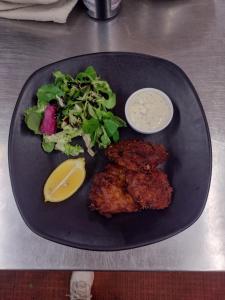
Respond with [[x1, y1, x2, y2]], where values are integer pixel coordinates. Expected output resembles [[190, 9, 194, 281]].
[[90, 140, 172, 217], [106, 139, 168, 173], [89, 164, 139, 216], [104, 164, 126, 185], [126, 169, 173, 209]]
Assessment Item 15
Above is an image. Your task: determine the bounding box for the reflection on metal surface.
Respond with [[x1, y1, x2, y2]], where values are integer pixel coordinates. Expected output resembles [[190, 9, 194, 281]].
[[0, 144, 7, 211], [135, 0, 215, 51], [204, 139, 225, 269], [163, 8, 177, 36]]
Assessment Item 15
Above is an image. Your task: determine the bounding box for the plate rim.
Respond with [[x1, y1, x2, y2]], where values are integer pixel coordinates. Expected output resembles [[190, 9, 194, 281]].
[[8, 51, 212, 251]]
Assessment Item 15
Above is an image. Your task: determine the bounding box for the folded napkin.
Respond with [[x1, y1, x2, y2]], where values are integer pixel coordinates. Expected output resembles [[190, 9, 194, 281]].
[[3, 0, 59, 4], [0, 0, 78, 23]]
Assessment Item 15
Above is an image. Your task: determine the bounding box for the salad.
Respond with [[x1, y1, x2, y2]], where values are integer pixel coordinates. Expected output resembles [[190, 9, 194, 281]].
[[24, 66, 126, 156]]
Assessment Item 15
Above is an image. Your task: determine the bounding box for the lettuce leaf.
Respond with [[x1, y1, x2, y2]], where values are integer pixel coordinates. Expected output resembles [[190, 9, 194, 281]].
[[42, 126, 83, 156], [24, 106, 43, 134]]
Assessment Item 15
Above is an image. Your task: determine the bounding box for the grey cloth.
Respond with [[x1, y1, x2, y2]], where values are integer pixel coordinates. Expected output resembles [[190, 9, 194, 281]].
[[0, 0, 78, 23], [0, 2, 30, 9], [2, 0, 59, 4]]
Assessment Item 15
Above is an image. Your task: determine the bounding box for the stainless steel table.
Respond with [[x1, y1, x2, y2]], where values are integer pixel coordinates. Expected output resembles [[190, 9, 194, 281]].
[[0, 0, 224, 271]]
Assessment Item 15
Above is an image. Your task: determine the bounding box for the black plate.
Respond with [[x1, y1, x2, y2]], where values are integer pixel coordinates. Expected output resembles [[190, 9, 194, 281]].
[[8, 52, 212, 251]]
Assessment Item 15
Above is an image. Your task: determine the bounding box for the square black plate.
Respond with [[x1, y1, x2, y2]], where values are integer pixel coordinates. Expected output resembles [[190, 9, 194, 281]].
[[8, 52, 212, 251]]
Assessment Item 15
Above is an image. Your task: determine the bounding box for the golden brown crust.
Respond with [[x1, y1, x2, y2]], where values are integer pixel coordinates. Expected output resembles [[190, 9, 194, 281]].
[[126, 169, 173, 209], [89, 164, 139, 216], [90, 140, 172, 217], [106, 139, 168, 173]]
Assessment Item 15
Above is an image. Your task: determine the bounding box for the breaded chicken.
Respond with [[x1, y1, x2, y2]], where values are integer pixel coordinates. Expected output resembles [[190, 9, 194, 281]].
[[89, 164, 139, 216], [106, 139, 168, 172], [126, 169, 173, 209], [90, 140, 173, 217]]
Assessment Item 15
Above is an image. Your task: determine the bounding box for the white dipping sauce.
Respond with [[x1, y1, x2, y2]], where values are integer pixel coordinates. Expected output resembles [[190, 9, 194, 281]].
[[125, 88, 173, 134]]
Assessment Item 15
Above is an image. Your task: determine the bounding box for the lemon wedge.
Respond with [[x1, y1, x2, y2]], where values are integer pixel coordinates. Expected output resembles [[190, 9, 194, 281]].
[[44, 158, 86, 202]]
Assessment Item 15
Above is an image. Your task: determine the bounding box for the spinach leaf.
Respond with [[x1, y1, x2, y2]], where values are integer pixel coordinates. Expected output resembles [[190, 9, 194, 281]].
[[82, 118, 100, 136], [24, 106, 43, 134], [37, 84, 64, 110], [100, 126, 111, 148], [112, 130, 120, 142], [103, 119, 119, 137], [84, 66, 97, 80]]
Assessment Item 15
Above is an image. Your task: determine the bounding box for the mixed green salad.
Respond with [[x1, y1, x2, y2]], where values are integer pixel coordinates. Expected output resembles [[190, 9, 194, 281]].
[[24, 66, 126, 156]]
